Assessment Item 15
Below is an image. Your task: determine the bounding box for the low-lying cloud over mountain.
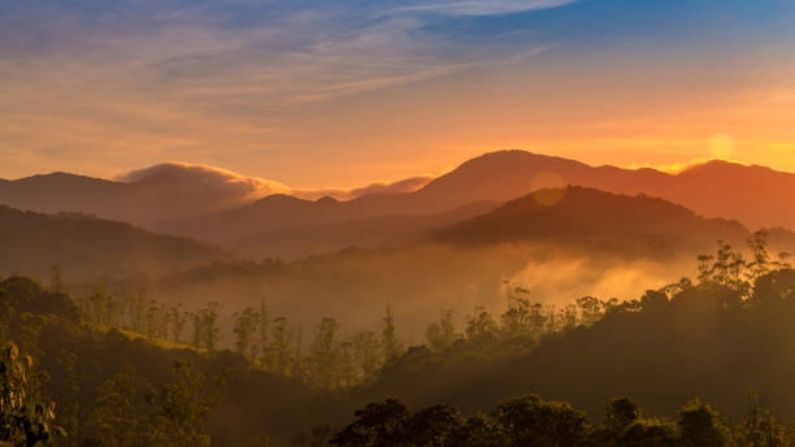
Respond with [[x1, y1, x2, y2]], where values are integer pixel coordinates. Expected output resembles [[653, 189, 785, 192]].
[[119, 162, 290, 200], [0, 162, 435, 226]]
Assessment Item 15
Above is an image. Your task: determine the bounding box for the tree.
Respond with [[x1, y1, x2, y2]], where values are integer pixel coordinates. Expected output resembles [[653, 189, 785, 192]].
[[576, 296, 603, 327], [500, 296, 533, 339], [736, 393, 790, 447], [447, 415, 508, 447], [0, 342, 64, 446], [492, 395, 588, 446], [265, 316, 294, 376], [170, 305, 189, 344], [309, 318, 340, 389], [404, 404, 463, 446], [619, 419, 677, 446], [747, 230, 772, 281], [699, 242, 749, 294], [677, 399, 729, 447], [233, 307, 261, 362], [425, 310, 458, 352], [258, 302, 270, 366], [465, 307, 498, 344], [85, 367, 153, 447], [192, 303, 221, 351], [147, 360, 226, 447], [381, 306, 403, 363], [351, 331, 381, 382], [331, 399, 410, 447], [605, 397, 640, 433]]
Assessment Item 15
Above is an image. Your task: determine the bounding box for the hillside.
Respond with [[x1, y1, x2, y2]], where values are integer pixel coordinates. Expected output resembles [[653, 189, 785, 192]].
[[434, 186, 750, 256], [230, 202, 498, 259], [0, 205, 227, 280]]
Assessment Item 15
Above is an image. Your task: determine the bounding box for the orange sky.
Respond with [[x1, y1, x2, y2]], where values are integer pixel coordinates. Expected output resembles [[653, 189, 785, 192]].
[[1, 0, 794, 188]]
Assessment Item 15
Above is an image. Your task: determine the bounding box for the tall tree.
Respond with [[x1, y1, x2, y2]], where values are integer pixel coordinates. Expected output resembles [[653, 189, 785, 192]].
[[381, 306, 403, 363]]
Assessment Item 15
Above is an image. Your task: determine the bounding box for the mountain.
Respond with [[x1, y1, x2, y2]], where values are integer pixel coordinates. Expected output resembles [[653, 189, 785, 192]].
[[0, 163, 289, 226], [0, 164, 433, 227], [0, 172, 125, 216], [412, 151, 795, 231], [5, 151, 795, 259], [434, 186, 750, 256], [232, 201, 497, 260], [0, 205, 227, 280], [164, 151, 795, 256]]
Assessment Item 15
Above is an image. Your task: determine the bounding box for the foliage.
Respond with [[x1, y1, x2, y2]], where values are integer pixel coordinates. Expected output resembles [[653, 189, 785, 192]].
[[0, 342, 64, 446]]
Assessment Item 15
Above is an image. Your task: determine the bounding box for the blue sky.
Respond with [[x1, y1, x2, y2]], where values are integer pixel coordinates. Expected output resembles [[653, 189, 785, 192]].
[[1, 0, 794, 186]]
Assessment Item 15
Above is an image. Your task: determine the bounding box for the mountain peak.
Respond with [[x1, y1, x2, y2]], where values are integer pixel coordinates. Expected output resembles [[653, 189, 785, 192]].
[[414, 150, 588, 207], [681, 159, 747, 172], [315, 195, 339, 205], [459, 149, 590, 169], [13, 171, 118, 187]]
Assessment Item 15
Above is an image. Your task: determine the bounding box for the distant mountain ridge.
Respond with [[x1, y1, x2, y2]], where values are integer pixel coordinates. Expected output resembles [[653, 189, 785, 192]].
[[3, 151, 795, 259], [159, 151, 795, 255], [413, 151, 795, 230], [0, 163, 432, 226], [434, 186, 752, 256], [0, 205, 227, 280]]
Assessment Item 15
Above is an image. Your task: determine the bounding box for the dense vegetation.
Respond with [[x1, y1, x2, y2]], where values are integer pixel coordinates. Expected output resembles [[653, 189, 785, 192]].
[[331, 394, 792, 446], [3, 232, 795, 445]]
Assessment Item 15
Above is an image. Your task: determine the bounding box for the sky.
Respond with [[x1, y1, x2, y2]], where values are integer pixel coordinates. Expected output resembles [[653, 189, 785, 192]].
[[1, 0, 794, 188]]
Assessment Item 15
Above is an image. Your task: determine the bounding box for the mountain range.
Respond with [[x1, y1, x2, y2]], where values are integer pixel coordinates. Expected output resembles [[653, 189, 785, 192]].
[[0, 163, 430, 227], [156, 151, 795, 257], [2, 150, 794, 260]]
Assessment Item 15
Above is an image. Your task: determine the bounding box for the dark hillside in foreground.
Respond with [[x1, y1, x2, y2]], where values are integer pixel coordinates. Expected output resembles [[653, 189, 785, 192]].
[[360, 264, 795, 425]]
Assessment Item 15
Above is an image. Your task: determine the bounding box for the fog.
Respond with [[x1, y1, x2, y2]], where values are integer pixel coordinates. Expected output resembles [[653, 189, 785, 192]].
[[150, 242, 694, 345]]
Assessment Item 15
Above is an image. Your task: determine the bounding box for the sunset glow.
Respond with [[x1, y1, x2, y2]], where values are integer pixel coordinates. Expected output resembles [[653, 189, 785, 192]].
[[2, 0, 794, 188]]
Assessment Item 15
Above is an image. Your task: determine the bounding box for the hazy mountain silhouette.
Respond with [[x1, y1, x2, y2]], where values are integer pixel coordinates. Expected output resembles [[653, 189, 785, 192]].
[[412, 151, 795, 230], [434, 186, 750, 256], [163, 151, 795, 254], [0, 205, 227, 280], [0, 164, 432, 227], [345, 176, 432, 198], [232, 201, 497, 260], [0, 164, 284, 225], [4, 151, 795, 257]]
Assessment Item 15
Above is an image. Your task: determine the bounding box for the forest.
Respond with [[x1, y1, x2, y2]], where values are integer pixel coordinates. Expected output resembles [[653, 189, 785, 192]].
[[3, 231, 795, 445]]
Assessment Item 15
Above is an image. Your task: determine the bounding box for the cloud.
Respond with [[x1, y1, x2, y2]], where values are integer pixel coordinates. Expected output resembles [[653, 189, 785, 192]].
[[0, 0, 572, 181], [120, 162, 289, 200], [119, 162, 432, 203], [394, 0, 576, 16], [348, 176, 433, 198]]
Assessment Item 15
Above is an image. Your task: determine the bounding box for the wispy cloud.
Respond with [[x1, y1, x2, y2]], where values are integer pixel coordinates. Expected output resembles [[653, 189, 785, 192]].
[[0, 0, 574, 179], [393, 0, 576, 16]]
